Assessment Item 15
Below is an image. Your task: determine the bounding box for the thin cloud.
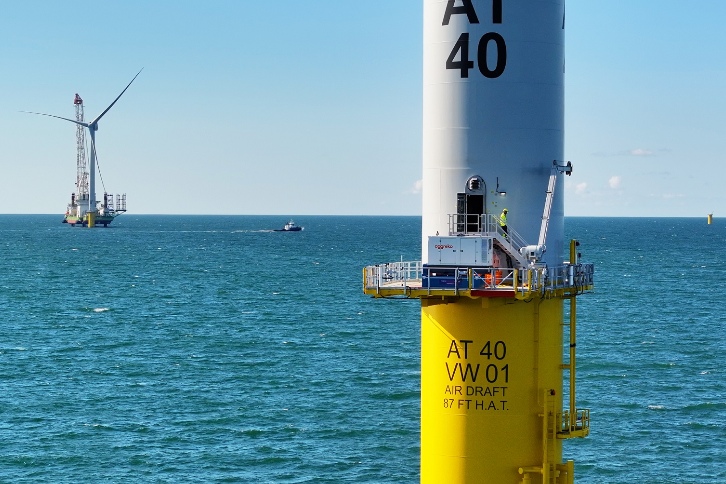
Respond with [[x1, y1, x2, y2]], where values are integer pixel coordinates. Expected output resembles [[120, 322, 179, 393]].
[[629, 148, 653, 156], [608, 176, 622, 189], [575, 182, 587, 195], [409, 179, 423, 194], [593, 148, 661, 157]]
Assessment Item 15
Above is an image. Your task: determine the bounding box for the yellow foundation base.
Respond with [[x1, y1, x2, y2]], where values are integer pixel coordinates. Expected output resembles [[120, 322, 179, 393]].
[[421, 296, 566, 484]]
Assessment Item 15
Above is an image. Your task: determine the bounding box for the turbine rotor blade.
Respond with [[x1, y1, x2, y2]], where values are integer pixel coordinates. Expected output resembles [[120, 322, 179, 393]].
[[90, 68, 143, 126], [21, 111, 89, 127]]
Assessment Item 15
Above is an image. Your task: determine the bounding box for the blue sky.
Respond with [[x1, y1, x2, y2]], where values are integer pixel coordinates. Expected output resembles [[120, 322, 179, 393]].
[[1, 1, 724, 216]]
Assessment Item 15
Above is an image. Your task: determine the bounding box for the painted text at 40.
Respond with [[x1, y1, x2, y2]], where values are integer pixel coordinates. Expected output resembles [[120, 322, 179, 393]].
[[442, 0, 506, 79], [444, 339, 510, 411]]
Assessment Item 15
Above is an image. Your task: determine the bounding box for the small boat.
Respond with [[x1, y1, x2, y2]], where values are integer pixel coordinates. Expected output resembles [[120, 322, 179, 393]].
[[275, 220, 303, 232]]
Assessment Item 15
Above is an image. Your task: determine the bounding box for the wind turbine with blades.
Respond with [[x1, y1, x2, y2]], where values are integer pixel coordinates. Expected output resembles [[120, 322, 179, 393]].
[[24, 68, 143, 227]]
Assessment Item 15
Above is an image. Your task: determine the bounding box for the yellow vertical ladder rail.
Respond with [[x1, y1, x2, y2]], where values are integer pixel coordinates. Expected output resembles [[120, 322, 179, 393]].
[[519, 389, 574, 484], [569, 239, 578, 432], [542, 389, 552, 484], [518, 390, 557, 484], [559, 240, 589, 439], [568, 293, 577, 433]]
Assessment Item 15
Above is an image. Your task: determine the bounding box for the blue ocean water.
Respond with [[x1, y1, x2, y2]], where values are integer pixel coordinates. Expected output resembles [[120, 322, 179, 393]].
[[566, 217, 726, 483], [0, 215, 724, 483]]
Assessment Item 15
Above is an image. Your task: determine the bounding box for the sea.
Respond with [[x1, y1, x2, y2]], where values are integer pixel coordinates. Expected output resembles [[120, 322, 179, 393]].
[[0, 214, 724, 483]]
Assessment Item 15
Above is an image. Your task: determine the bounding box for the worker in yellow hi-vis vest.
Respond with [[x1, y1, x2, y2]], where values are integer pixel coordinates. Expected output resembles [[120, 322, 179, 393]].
[[499, 208, 508, 236]]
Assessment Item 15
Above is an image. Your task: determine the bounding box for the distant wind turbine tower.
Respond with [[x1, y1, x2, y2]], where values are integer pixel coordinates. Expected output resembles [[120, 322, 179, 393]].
[[24, 69, 142, 227]]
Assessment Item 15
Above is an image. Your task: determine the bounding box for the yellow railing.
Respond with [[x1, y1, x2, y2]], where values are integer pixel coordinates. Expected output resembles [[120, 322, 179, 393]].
[[363, 261, 594, 299], [558, 408, 590, 439]]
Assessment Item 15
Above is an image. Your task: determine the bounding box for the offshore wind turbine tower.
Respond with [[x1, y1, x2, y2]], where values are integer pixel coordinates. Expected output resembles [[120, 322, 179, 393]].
[[363, 1, 594, 483], [24, 70, 141, 227]]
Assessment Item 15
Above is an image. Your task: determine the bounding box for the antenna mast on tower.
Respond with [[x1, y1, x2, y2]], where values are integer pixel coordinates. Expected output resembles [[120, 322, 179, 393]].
[[73, 94, 89, 204]]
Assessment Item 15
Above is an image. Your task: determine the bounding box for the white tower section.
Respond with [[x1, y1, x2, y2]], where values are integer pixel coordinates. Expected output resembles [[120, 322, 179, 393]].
[[422, 0, 566, 266]]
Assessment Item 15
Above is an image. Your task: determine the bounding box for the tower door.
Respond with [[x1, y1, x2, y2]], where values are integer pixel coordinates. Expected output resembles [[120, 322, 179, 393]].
[[466, 194, 483, 233], [456, 192, 484, 233]]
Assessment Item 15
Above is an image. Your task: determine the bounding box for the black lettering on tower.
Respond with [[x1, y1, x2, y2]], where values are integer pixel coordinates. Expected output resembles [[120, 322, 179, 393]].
[[492, 0, 502, 24], [442, 0, 480, 26], [446, 33, 474, 78], [477, 32, 507, 78]]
